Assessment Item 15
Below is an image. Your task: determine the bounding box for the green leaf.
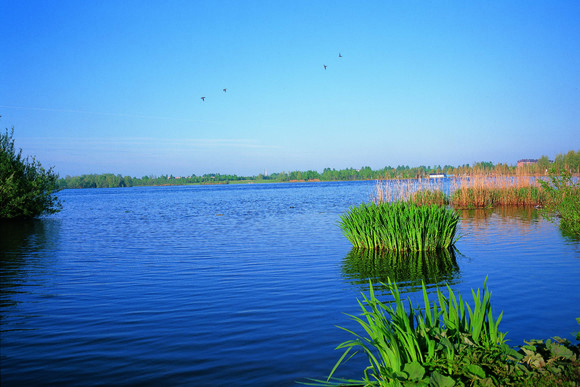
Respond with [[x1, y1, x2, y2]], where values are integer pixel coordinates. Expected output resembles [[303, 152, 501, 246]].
[[547, 341, 574, 360], [403, 361, 425, 381], [465, 364, 485, 379], [429, 371, 455, 387]]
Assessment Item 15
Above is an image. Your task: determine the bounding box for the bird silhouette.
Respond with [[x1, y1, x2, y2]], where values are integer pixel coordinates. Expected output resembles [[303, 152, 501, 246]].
[[323, 64, 327, 70], [338, 53, 342, 58], [201, 97, 205, 101], [223, 88, 227, 93]]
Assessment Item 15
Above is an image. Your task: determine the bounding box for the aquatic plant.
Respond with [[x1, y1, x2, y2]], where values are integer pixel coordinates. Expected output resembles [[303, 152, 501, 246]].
[[339, 201, 460, 251], [305, 280, 580, 386]]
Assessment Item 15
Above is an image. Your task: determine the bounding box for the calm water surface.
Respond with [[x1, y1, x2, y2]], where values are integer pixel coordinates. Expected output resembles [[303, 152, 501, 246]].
[[1, 181, 579, 386]]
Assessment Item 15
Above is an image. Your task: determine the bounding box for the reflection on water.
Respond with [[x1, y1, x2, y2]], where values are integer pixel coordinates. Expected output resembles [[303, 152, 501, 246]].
[[341, 247, 461, 293], [458, 206, 579, 243], [0, 219, 60, 311], [458, 206, 540, 229], [457, 207, 545, 245]]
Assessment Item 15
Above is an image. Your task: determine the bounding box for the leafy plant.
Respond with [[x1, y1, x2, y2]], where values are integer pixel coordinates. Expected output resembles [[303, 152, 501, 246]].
[[304, 280, 580, 386], [1, 127, 62, 219]]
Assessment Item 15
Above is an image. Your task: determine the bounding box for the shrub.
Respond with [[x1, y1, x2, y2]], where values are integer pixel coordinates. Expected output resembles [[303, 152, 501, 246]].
[[0, 128, 62, 219], [539, 168, 580, 237]]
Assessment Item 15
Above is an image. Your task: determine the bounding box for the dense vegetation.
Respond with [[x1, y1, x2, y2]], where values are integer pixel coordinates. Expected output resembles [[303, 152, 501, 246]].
[[339, 202, 460, 252], [307, 280, 579, 386], [57, 150, 580, 189], [539, 168, 580, 236], [1, 128, 62, 219]]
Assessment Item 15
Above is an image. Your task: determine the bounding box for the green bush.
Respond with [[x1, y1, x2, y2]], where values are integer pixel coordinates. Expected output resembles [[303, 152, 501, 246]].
[[1, 128, 62, 219], [539, 168, 580, 237]]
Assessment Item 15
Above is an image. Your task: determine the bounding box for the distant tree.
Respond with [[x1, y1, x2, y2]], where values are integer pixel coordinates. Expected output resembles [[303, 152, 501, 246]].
[[1, 128, 62, 219], [537, 155, 551, 173]]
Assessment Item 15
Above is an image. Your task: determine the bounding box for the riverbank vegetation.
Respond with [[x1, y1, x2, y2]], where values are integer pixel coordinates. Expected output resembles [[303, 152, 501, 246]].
[[371, 168, 580, 236], [1, 128, 62, 219], [307, 280, 580, 386], [538, 168, 580, 236], [57, 150, 579, 189], [339, 202, 460, 252]]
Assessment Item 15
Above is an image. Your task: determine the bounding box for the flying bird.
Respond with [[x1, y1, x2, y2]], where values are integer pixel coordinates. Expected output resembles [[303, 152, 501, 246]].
[[323, 64, 327, 70], [201, 97, 205, 101], [223, 88, 227, 93], [338, 53, 342, 58]]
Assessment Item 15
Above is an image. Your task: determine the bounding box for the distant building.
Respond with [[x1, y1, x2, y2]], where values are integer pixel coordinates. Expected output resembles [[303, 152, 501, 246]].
[[517, 159, 538, 167], [517, 159, 553, 168], [429, 173, 446, 178]]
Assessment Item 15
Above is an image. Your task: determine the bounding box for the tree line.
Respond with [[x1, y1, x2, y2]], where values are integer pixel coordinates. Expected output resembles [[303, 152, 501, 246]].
[[58, 150, 580, 189]]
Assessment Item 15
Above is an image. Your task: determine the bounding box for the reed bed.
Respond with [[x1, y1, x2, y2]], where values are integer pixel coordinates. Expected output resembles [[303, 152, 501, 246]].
[[374, 178, 445, 204], [339, 201, 460, 251], [374, 174, 549, 209], [450, 174, 547, 208]]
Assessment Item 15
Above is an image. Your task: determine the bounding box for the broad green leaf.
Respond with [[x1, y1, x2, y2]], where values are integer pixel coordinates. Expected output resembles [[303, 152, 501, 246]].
[[547, 341, 574, 360], [465, 364, 485, 379], [403, 361, 425, 381], [429, 371, 455, 387]]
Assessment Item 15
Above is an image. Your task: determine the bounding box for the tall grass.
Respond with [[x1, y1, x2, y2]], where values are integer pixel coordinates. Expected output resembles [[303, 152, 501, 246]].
[[374, 179, 445, 204], [373, 174, 549, 209], [450, 174, 547, 208], [339, 201, 460, 251]]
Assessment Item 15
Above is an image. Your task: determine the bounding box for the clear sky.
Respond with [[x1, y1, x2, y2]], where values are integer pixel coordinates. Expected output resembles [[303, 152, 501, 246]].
[[1, 0, 579, 177]]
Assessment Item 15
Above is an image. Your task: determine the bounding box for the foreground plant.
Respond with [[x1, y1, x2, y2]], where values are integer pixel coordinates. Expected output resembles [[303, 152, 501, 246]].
[[305, 279, 579, 386], [339, 201, 460, 251]]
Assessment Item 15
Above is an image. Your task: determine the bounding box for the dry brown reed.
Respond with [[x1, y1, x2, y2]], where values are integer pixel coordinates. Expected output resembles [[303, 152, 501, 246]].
[[450, 173, 546, 208], [374, 178, 446, 204], [373, 171, 548, 209]]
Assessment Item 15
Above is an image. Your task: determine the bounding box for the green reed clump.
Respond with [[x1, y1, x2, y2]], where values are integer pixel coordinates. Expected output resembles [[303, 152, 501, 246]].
[[408, 189, 448, 206], [305, 279, 580, 387], [339, 201, 460, 251]]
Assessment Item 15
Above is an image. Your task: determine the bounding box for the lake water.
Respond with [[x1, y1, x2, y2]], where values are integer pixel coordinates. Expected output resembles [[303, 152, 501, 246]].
[[1, 181, 579, 386]]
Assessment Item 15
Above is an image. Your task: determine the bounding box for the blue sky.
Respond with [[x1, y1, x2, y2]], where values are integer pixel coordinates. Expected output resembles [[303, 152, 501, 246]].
[[1, 0, 579, 177]]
